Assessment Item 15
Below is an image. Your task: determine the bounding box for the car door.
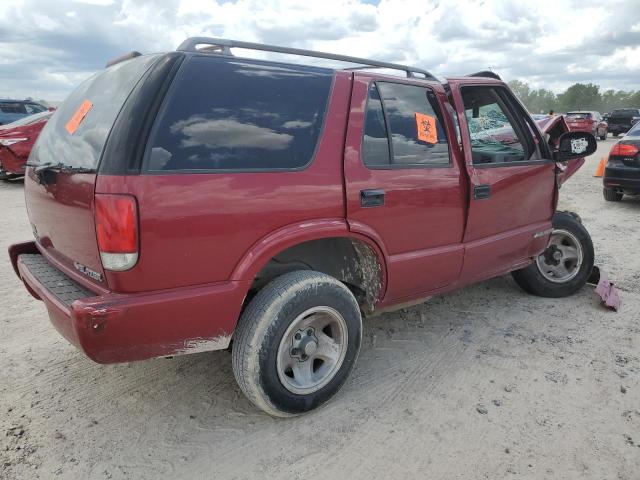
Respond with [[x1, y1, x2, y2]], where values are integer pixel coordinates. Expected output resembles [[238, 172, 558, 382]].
[[448, 79, 556, 283], [344, 74, 467, 302]]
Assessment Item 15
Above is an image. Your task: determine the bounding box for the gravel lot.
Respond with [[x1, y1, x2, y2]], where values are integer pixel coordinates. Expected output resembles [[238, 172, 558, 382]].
[[1, 137, 639, 479]]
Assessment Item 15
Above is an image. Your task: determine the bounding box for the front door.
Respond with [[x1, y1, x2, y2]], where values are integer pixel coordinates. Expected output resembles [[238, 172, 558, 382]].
[[344, 74, 467, 302], [449, 80, 556, 282]]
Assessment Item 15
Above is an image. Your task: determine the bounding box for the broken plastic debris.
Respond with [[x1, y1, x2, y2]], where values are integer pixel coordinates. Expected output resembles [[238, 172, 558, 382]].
[[588, 266, 621, 311]]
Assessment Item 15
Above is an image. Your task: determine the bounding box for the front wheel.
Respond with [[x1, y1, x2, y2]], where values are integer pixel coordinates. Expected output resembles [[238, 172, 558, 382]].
[[232, 270, 362, 417], [512, 212, 594, 298]]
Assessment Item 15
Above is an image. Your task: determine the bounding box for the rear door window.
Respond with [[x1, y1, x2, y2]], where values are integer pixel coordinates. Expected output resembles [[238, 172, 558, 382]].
[[362, 81, 450, 168], [145, 56, 334, 172]]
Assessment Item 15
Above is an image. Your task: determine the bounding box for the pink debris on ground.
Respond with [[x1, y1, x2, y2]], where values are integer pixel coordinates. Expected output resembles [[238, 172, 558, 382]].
[[594, 270, 621, 311]]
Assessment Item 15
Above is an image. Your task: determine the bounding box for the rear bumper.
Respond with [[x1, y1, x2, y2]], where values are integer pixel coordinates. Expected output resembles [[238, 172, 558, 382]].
[[603, 168, 640, 192], [9, 241, 249, 363]]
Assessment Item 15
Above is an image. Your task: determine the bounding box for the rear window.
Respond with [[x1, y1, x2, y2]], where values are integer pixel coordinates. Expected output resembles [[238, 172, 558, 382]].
[[30, 54, 160, 169], [566, 113, 591, 120], [145, 56, 333, 172], [611, 109, 640, 117]]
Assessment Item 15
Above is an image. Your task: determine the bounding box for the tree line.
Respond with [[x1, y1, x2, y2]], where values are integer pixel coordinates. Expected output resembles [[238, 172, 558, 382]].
[[507, 80, 640, 115]]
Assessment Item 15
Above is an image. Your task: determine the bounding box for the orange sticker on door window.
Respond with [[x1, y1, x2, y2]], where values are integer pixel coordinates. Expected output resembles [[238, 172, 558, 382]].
[[415, 112, 437, 144], [65, 100, 93, 135]]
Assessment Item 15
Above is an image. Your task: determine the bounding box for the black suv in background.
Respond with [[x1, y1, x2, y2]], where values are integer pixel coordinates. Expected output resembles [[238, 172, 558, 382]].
[[607, 108, 640, 137]]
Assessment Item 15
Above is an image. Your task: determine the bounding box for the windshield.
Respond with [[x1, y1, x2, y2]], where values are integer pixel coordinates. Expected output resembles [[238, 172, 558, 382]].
[[29, 54, 160, 169], [0, 111, 52, 130]]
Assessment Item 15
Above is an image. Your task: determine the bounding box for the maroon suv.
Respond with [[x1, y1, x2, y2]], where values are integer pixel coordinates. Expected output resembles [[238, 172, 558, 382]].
[[9, 38, 597, 416]]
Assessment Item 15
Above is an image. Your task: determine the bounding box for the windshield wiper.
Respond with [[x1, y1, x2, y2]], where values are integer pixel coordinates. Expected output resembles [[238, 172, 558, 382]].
[[26, 161, 96, 174]]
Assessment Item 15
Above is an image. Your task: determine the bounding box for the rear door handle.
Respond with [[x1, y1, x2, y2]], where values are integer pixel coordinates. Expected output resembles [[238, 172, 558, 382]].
[[473, 184, 491, 200], [361, 189, 385, 207]]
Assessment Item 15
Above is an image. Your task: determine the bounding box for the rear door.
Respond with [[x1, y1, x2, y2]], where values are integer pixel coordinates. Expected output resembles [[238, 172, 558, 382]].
[[25, 54, 160, 288], [448, 79, 556, 282], [344, 74, 467, 301]]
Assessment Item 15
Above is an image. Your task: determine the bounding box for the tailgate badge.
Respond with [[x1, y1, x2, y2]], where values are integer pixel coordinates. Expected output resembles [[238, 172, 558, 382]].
[[74, 262, 103, 282]]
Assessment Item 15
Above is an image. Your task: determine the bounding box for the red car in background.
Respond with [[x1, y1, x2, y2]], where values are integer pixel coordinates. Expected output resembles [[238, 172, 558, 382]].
[[564, 111, 607, 140], [0, 111, 53, 180]]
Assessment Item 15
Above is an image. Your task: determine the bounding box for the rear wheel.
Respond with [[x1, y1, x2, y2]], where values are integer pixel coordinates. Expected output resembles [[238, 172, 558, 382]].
[[512, 212, 594, 298], [613, 132, 619, 137], [232, 270, 362, 417], [600, 132, 607, 141], [603, 187, 623, 202]]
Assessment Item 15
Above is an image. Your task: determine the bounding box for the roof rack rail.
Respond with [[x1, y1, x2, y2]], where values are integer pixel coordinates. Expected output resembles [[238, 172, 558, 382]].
[[467, 70, 502, 80], [106, 51, 142, 68], [176, 37, 436, 80]]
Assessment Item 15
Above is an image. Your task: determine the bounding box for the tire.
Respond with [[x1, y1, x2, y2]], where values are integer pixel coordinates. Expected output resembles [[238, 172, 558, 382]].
[[232, 270, 362, 417], [613, 132, 619, 137], [511, 212, 594, 298], [600, 132, 607, 141], [603, 187, 623, 202]]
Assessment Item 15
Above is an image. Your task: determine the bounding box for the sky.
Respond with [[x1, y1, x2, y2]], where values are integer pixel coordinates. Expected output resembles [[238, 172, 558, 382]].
[[1, 0, 639, 101]]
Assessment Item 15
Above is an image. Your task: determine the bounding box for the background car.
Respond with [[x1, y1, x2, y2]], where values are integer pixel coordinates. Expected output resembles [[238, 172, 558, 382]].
[[0, 110, 53, 180], [607, 108, 640, 137], [603, 120, 640, 201], [0, 99, 49, 126], [564, 111, 608, 139]]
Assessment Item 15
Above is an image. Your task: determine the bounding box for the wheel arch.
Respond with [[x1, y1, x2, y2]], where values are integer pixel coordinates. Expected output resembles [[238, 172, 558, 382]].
[[230, 220, 388, 312]]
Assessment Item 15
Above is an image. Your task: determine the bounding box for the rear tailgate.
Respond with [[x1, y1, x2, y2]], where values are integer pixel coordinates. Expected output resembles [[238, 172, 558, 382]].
[[565, 114, 593, 131], [24, 54, 160, 289]]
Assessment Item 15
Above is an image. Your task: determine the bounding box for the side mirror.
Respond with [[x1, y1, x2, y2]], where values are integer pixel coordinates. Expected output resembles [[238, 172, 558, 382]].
[[555, 131, 597, 161]]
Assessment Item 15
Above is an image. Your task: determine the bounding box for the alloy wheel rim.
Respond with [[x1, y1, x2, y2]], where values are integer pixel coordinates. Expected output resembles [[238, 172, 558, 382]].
[[535, 229, 583, 283], [276, 306, 348, 395]]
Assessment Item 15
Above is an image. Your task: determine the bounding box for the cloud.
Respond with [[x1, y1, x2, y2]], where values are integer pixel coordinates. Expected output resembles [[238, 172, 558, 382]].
[[0, 0, 639, 101]]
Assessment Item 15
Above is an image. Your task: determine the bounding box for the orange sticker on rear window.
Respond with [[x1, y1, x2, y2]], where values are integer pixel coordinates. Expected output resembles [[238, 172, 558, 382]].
[[415, 112, 437, 144], [65, 100, 93, 135]]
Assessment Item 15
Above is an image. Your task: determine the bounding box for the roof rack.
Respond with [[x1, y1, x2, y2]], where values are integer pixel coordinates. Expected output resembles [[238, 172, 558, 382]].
[[467, 70, 502, 81], [176, 37, 436, 80]]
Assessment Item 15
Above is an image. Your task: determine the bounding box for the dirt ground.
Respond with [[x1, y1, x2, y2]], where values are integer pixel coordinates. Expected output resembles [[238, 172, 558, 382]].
[[1, 138, 639, 480]]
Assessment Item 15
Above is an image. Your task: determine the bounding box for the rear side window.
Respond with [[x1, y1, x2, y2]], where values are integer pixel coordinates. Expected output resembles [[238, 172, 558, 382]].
[[30, 54, 160, 169], [362, 82, 449, 167], [612, 109, 640, 117], [146, 56, 333, 172]]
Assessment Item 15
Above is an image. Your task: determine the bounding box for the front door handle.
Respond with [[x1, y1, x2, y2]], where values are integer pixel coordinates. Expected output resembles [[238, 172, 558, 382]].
[[473, 184, 491, 200], [361, 189, 385, 207]]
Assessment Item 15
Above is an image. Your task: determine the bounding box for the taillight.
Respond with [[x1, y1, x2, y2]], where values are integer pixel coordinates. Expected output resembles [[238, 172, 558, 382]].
[[94, 194, 139, 271], [609, 143, 639, 158]]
